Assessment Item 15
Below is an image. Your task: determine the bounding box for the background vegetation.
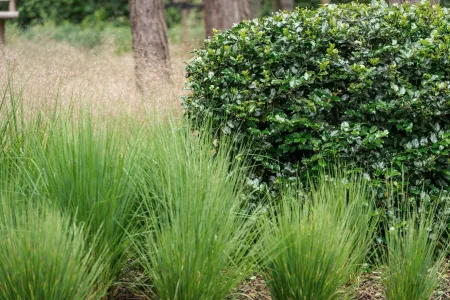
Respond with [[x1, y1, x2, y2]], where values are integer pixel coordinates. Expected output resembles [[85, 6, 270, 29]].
[[1, 1, 450, 299]]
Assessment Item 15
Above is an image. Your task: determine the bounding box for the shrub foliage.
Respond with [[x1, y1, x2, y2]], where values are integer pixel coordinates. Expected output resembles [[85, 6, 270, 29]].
[[184, 1, 450, 199]]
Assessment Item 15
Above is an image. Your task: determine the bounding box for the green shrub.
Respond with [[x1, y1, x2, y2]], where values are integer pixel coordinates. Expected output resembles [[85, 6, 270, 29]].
[[22, 22, 132, 52], [15, 0, 197, 28], [16, 0, 129, 26], [184, 1, 450, 201], [260, 171, 377, 299]]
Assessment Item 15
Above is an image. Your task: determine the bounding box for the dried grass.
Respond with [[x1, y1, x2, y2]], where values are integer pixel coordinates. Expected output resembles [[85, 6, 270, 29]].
[[0, 34, 198, 120]]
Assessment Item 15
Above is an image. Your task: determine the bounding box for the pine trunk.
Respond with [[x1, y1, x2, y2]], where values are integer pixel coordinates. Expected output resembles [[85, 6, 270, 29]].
[[182, 7, 190, 43], [282, 0, 295, 11], [204, 0, 250, 38], [273, 0, 295, 11], [129, 0, 171, 93], [251, 0, 262, 19]]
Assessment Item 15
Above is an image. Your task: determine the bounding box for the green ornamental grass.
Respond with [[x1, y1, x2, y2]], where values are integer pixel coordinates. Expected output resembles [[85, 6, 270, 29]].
[[0, 86, 142, 286], [0, 197, 108, 300], [18, 111, 141, 281], [134, 120, 261, 300], [261, 173, 377, 300], [382, 198, 448, 300]]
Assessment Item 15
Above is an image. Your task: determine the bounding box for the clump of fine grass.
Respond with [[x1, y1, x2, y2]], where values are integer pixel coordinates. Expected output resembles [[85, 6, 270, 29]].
[[0, 86, 142, 285], [133, 120, 261, 300], [381, 194, 448, 300], [261, 172, 377, 300], [0, 196, 108, 300], [18, 110, 141, 281]]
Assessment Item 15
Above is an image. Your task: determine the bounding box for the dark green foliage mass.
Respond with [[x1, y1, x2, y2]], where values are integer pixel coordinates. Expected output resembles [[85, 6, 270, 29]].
[[11, 0, 450, 28], [15, 0, 128, 25], [184, 1, 450, 200], [13, 0, 194, 27]]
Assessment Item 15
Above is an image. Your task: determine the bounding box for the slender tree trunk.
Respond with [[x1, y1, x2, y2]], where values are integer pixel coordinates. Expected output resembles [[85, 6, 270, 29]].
[[273, 0, 295, 11], [273, 0, 281, 11], [173, 0, 191, 43], [282, 0, 295, 11], [0, 20, 5, 50], [129, 0, 171, 93], [251, 0, 262, 19], [389, 0, 439, 4], [182, 7, 190, 43], [204, 0, 250, 38]]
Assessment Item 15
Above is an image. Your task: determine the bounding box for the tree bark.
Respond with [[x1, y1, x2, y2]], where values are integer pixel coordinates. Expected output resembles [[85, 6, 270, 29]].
[[273, 0, 295, 11], [182, 7, 190, 43], [129, 0, 171, 93], [0, 20, 5, 50], [204, 0, 251, 38], [251, 0, 262, 19], [389, 0, 439, 4]]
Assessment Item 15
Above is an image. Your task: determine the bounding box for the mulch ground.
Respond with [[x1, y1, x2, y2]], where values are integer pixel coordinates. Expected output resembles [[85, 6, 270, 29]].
[[114, 263, 450, 299], [233, 266, 450, 300], [233, 274, 271, 300]]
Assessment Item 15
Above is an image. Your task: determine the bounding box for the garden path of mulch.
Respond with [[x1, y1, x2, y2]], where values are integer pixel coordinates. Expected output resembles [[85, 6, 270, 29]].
[[113, 263, 450, 299], [234, 266, 450, 300]]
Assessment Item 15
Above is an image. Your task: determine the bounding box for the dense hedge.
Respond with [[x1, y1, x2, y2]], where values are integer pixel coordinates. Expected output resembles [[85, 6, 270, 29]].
[[14, 0, 128, 25], [9, 0, 389, 28], [184, 1, 450, 200], [12, 0, 194, 27]]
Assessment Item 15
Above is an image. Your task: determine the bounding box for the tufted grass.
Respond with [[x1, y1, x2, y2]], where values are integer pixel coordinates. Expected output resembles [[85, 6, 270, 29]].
[[132, 120, 262, 300], [0, 86, 143, 287], [260, 173, 377, 300], [381, 191, 448, 300], [0, 195, 109, 300]]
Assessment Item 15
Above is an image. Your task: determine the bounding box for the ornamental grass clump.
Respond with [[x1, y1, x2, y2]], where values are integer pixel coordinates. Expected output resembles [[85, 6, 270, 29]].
[[0, 87, 142, 284], [381, 195, 448, 300], [0, 198, 108, 300], [184, 1, 450, 200], [261, 172, 377, 300], [17, 110, 141, 281], [134, 120, 261, 300]]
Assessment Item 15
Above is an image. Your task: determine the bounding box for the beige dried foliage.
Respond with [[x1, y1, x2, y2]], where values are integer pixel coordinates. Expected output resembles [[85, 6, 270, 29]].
[[0, 35, 196, 120]]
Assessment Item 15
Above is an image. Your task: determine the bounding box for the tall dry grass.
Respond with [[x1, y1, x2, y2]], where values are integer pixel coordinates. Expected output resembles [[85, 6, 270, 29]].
[[0, 26, 197, 119]]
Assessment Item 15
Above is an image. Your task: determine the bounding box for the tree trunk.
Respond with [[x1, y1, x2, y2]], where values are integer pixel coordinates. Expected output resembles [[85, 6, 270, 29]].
[[0, 20, 5, 50], [204, 0, 250, 38], [389, 0, 439, 4], [273, 0, 295, 11], [251, 0, 262, 19], [182, 7, 190, 43], [129, 0, 171, 93]]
